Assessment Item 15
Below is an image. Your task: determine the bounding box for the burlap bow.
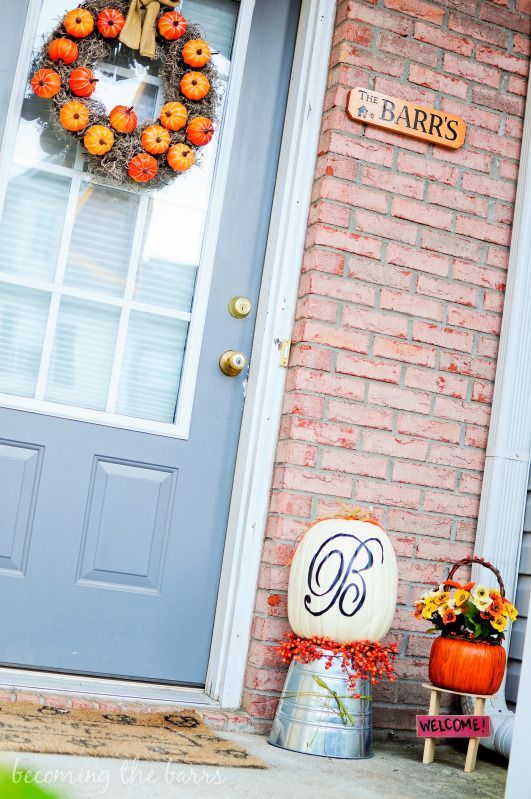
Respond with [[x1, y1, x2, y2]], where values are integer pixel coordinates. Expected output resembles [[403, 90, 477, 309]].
[[119, 0, 181, 59]]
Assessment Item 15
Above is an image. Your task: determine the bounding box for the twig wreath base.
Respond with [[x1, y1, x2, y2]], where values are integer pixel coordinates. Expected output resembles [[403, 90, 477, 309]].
[[31, 0, 221, 190]]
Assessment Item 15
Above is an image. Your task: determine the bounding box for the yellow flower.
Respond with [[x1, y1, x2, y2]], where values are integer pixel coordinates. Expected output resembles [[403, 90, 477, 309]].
[[422, 603, 437, 620], [454, 589, 470, 607], [503, 600, 518, 622], [471, 586, 492, 612], [432, 591, 450, 607], [491, 615, 507, 633], [438, 600, 461, 618]]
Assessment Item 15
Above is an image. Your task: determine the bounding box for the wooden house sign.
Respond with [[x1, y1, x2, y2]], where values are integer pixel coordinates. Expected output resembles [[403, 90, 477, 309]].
[[346, 87, 466, 149]]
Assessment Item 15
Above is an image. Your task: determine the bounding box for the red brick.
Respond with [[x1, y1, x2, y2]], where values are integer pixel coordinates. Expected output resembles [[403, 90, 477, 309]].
[[423, 491, 480, 518], [456, 216, 511, 247], [493, 201, 514, 227], [384, 0, 444, 24], [472, 85, 525, 116], [355, 479, 422, 509], [296, 295, 338, 323], [374, 76, 437, 106], [346, 1, 411, 35], [487, 247, 509, 269], [396, 413, 461, 444], [514, 33, 531, 56], [328, 399, 394, 430], [363, 430, 429, 460], [322, 449, 389, 478], [300, 271, 377, 306], [409, 63, 469, 98], [439, 351, 496, 380], [316, 152, 357, 182], [379, 29, 438, 66], [483, 288, 505, 313], [282, 392, 325, 419], [276, 439, 318, 468], [477, 336, 499, 358], [460, 472, 483, 494], [465, 425, 489, 449], [274, 467, 352, 498], [507, 75, 528, 96], [268, 491, 312, 517], [302, 248, 344, 275], [477, 45, 529, 77], [479, 3, 531, 34], [448, 12, 507, 48], [343, 304, 409, 337], [265, 517, 308, 543], [368, 383, 431, 413], [332, 42, 405, 77], [355, 209, 418, 245], [433, 145, 492, 174], [283, 415, 359, 449], [461, 171, 516, 202], [380, 287, 443, 322], [472, 379, 494, 403], [348, 255, 412, 290], [426, 184, 488, 218], [447, 305, 501, 335], [434, 396, 491, 426], [387, 242, 451, 277], [287, 367, 366, 401], [430, 442, 485, 471], [336, 352, 401, 383], [404, 366, 469, 399], [365, 124, 430, 155], [416, 274, 477, 307], [397, 151, 459, 185], [468, 129, 521, 159], [308, 199, 350, 228], [295, 319, 370, 353], [421, 229, 482, 261], [373, 336, 436, 367], [326, 130, 395, 167], [416, 538, 471, 562], [308, 223, 382, 259], [441, 97, 500, 132], [361, 164, 424, 200], [388, 508, 453, 537], [392, 196, 453, 231], [412, 321, 474, 353], [413, 20, 473, 56], [333, 20, 373, 48], [444, 52, 501, 88], [393, 461, 456, 490]]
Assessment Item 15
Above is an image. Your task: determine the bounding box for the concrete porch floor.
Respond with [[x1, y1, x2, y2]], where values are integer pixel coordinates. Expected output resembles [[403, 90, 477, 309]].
[[0, 733, 507, 799]]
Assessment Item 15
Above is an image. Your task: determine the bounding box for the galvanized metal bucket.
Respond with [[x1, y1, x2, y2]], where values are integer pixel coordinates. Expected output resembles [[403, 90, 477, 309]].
[[268, 653, 373, 759]]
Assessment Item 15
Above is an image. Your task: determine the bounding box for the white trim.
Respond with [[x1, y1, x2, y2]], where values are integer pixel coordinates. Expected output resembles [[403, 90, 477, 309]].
[[464, 52, 531, 757], [206, 0, 336, 708]]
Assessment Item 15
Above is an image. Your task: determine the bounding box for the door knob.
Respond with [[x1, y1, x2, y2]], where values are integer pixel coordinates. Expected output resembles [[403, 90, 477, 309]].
[[228, 296, 252, 319], [219, 350, 248, 376]]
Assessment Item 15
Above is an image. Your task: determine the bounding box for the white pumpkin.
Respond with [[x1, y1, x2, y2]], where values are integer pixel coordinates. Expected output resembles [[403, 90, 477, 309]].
[[288, 517, 398, 643]]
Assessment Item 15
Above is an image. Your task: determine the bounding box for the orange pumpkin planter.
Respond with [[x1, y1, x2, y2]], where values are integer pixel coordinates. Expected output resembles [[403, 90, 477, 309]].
[[418, 557, 516, 696], [187, 117, 214, 146], [109, 105, 138, 134], [180, 71, 210, 101], [84, 125, 114, 155], [159, 102, 188, 131], [60, 100, 89, 132], [69, 67, 98, 97], [128, 153, 158, 183], [182, 39, 211, 68], [158, 11, 187, 40], [167, 143, 195, 172], [64, 8, 94, 38], [96, 8, 125, 38], [48, 37, 79, 65], [429, 635, 506, 696], [31, 69, 61, 99], [141, 124, 171, 155]]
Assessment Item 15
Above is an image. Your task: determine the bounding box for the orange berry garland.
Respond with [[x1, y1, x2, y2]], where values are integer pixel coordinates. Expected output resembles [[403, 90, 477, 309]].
[[30, 2, 219, 189], [276, 633, 398, 695]]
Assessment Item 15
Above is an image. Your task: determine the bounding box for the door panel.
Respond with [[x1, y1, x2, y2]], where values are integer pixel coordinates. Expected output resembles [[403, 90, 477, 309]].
[[0, 0, 300, 684]]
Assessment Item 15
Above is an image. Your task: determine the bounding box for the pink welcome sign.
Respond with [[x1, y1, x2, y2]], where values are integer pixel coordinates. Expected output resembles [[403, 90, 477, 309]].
[[416, 715, 491, 738]]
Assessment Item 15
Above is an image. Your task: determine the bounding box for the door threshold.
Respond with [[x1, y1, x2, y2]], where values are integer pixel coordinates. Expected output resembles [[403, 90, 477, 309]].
[[0, 667, 219, 708]]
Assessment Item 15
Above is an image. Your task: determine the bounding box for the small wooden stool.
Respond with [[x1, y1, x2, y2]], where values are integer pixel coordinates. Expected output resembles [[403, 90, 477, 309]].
[[421, 683, 488, 773]]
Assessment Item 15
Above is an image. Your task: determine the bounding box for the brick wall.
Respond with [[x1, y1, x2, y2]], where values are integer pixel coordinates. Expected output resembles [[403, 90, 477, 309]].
[[242, 0, 531, 733]]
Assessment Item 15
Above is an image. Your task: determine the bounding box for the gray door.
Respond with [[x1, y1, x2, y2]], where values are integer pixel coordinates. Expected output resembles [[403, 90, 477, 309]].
[[0, 0, 300, 685]]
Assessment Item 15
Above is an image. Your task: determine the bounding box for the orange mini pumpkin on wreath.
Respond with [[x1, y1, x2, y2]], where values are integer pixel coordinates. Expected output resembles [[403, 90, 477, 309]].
[[64, 8, 94, 38], [31, 2, 220, 189]]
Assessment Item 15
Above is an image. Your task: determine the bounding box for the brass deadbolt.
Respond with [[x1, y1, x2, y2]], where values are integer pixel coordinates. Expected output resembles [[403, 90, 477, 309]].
[[219, 350, 248, 376], [228, 296, 252, 319]]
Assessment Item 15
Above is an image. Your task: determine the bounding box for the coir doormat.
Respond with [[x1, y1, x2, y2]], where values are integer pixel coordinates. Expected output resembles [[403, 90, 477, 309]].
[[0, 703, 265, 768]]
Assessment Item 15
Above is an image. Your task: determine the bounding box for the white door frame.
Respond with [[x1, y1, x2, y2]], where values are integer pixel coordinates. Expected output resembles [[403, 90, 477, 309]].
[[206, 0, 336, 708], [0, 0, 336, 706]]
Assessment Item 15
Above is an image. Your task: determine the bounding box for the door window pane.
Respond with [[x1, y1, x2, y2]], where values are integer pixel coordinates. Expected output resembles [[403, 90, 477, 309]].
[[0, 169, 70, 282], [116, 313, 188, 423], [64, 183, 140, 297], [45, 299, 120, 411], [0, 284, 50, 398]]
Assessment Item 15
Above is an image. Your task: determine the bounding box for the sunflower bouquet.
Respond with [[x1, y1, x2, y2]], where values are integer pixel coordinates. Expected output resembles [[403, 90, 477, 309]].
[[415, 578, 518, 642]]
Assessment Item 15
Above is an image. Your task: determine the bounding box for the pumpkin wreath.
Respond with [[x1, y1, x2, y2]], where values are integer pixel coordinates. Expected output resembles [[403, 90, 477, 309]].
[[30, 0, 221, 190]]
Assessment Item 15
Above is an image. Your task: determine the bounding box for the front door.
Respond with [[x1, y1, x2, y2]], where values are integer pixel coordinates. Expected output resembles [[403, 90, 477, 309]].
[[0, 0, 300, 685]]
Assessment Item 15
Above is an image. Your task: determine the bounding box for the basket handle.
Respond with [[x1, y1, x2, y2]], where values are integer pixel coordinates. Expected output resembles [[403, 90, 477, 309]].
[[446, 556, 505, 598]]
